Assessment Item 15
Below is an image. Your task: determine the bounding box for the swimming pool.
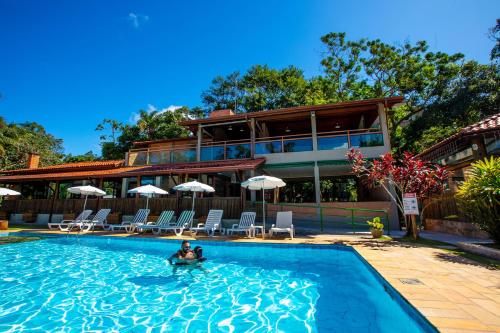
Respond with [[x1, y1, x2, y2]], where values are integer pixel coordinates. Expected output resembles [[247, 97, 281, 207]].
[[0, 233, 435, 332]]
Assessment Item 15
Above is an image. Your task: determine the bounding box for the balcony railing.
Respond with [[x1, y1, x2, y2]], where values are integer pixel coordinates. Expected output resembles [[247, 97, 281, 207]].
[[127, 129, 384, 166]]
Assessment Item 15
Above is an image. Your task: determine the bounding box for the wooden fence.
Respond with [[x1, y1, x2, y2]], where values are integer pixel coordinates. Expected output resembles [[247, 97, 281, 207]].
[[422, 193, 467, 221], [1, 197, 243, 219]]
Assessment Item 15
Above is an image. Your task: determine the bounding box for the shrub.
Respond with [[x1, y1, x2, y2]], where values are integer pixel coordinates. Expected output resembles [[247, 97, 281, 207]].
[[456, 156, 500, 242]]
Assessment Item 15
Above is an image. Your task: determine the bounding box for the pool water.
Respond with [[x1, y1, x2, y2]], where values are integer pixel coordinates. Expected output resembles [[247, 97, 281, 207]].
[[0, 234, 435, 332]]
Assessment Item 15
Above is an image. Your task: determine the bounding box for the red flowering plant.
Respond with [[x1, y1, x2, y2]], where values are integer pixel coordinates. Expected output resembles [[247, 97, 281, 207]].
[[347, 149, 449, 238]]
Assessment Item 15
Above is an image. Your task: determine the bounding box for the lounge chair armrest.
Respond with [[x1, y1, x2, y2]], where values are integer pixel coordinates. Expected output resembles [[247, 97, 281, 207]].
[[231, 224, 239, 229], [271, 224, 276, 228], [197, 223, 205, 228]]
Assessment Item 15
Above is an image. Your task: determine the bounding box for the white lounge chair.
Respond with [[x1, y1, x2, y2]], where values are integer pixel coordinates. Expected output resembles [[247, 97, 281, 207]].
[[152, 210, 194, 236], [109, 209, 150, 233], [49, 210, 92, 230], [190, 209, 223, 237], [80, 209, 111, 233], [136, 210, 174, 233], [269, 211, 294, 239], [226, 212, 256, 236]]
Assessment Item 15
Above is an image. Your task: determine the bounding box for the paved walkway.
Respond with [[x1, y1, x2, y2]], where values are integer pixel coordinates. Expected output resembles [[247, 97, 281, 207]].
[[4, 227, 500, 332], [420, 230, 494, 245]]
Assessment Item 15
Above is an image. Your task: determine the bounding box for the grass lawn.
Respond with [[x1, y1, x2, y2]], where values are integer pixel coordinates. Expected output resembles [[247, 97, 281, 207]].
[[396, 236, 500, 269], [6, 223, 47, 231]]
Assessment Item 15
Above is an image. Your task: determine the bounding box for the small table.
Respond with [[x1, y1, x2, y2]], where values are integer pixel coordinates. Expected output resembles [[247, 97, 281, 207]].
[[249, 226, 265, 239]]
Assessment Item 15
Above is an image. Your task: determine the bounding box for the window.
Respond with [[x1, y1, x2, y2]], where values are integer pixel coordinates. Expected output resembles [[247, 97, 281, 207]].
[[320, 177, 358, 202]]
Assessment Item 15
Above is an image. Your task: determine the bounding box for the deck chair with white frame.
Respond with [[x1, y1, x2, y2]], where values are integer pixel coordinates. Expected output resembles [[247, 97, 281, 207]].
[[190, 209, 223, 237], [269, 211, 294, 239], [152, 210, 194, 236], [50, 210, 92, 231], [226, 212, 256, 236]]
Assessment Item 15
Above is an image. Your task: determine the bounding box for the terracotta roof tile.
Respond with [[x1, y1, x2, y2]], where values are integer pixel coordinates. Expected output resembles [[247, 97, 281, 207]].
[[1, 160, 124, 175], [418, 113, 500, 157], [0, 158, 265, 182]]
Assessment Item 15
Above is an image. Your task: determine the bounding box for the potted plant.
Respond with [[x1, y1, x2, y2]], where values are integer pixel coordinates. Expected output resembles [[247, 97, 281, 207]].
[[367, 217, 384, 238], [0, 211, 9, 230]]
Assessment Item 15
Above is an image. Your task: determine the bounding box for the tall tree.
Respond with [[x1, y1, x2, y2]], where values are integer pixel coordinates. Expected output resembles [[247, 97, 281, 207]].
[[201, 72, 244, 112], [489, 18, 500, 62], [0, 118, 64, 170]]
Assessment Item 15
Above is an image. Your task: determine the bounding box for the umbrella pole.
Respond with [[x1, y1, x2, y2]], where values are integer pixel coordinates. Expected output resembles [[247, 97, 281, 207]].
[[191, 192, 196, 229], [146, 195, 149, 210], [262, 188, 266, 239], [83, 195, 88, 211]]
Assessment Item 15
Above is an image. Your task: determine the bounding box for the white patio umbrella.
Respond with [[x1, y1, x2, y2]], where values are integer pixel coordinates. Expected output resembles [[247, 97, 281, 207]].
[[173, 181, 215, 212], [0, 187, 21, 196], [127, 184, 168, 210], [241, 176, 286, 236], [68, 185, 106, 211]]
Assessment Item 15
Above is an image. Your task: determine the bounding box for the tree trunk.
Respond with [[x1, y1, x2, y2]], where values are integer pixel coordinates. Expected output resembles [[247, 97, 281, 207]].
[[405, 215, 419, 239]]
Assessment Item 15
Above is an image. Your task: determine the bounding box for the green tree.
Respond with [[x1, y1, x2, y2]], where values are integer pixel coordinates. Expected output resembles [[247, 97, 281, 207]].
[[97, 106, 192, 160], [0, 118, 64, 170], [201, 72, 244, 112], [240, 65, 308, 112], [201, 65, 310, 113], [63, 151, 100, 163], [489, 18, 500, 61]]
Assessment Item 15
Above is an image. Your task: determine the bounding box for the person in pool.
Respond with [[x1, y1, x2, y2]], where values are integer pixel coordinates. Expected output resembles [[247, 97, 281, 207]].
[[168, 240, 206, 265]]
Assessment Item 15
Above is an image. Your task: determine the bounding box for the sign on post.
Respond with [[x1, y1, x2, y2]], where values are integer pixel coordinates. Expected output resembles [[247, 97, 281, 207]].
[[403, 193, 419, 215]]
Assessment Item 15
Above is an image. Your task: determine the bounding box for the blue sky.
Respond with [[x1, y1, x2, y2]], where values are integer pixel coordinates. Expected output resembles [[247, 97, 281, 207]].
[[1, 0, 499, 155]]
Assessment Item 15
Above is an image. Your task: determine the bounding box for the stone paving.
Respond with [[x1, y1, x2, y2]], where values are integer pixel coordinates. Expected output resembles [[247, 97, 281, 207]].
[[4, 227, 500, 332]]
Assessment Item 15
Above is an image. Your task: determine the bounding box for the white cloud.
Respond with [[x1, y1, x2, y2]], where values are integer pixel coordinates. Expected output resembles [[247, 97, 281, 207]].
[[127, 12, 149, 28], [130, 105, 190, 124]]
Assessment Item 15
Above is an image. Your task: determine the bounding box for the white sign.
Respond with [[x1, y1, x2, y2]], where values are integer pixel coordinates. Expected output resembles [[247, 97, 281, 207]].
[[403, 193, 419, 215]]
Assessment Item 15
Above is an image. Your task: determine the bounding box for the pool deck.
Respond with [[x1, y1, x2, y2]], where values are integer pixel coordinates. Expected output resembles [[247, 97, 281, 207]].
[[3, 227, 500, 333]]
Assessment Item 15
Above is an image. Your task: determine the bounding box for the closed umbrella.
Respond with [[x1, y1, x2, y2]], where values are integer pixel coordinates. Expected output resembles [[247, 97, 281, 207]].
[[68, 185, 106, 211], [241, 176, 286, 236], [173, 180, 215, 212], [127, 184, 168, 210]]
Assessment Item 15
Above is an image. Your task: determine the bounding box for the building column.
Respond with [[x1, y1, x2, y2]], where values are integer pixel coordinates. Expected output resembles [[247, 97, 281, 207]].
[[314, 162, 321, 205], [121, 178, 129, 198], [196, 124, 202, 162], [250, 118, 256, 158], [310, 111, 318, 151], [250, 169, 256, 202], [155, 176, 162, 187], [377, 103, 391, 150]]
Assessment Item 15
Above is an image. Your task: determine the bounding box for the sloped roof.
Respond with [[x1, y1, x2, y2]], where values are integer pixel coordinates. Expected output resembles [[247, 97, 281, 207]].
[[1, 160, 125, 175], [179, 97, 404, 126], [0, 158, 266, 182], [418, 113, 500, 158]]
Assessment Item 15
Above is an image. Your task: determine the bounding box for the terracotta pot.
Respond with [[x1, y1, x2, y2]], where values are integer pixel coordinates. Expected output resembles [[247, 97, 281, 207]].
[[0, 220, 8, 230], [23, 213, 37, 223], [371, 229, 383, 238]]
